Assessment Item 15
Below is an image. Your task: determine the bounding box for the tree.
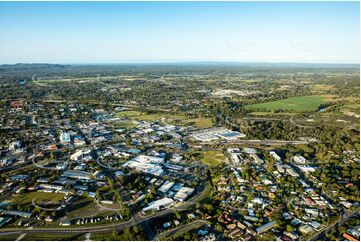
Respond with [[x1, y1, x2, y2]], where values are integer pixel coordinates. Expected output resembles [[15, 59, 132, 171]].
[[286, 225, 294, 232]]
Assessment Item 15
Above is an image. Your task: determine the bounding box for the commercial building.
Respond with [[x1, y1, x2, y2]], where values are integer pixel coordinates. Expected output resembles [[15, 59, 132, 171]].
[[142, 198, 174, 212], [62, 170, 91, 180], [190, 128, 245, 142], [174, 187, 195, 201], [124, 155, 164, 176], [158, 181, 175, 194]]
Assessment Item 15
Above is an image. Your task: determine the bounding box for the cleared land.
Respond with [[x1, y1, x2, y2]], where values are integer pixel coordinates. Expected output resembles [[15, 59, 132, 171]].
[[116, 111, 213, 129], [188, 150, 226, 167], [11, 192, 65, 208], [245, 95, 330, 112]]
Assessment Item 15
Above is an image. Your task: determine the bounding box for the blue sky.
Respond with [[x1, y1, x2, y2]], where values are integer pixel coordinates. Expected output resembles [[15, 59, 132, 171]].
[[0, 1, 359, 64]]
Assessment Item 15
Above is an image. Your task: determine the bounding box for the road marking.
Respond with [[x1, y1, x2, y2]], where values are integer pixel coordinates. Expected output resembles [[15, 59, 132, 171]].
[[15, 233, 26, 241]]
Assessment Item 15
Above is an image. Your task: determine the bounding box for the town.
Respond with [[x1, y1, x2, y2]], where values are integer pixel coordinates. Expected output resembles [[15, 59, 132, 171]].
[[0, 79, 359, 240]]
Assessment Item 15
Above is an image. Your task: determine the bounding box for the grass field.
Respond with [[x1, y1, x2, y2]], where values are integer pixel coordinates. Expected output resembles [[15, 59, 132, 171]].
[[62, 197, 99, 219], [313, 84, 336, 91], [116, 110, 213, 129], [22, 233, 84, 241], [188, 150, 226, 167], [0, 234, 20, 241], [12, 192, 65, 207], [245, 95, 330, 112], [115, 110, 142, 119], [343, 103, 360, 114], [113, 120, 136, 128]]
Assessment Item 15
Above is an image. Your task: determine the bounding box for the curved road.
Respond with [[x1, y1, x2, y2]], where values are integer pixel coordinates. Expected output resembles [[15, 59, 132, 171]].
[[0, 182, 211, 236]]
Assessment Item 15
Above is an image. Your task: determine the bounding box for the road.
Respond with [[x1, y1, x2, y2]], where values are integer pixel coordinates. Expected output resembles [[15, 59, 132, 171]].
[[154, 220, 207, 240], [0, 182, 211, 236], [308, 210, 359, 240], [192, 139, 312, 147]]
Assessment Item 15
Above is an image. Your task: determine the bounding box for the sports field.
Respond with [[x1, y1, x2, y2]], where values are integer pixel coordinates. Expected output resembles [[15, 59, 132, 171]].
[[245, 95, 330, 112]]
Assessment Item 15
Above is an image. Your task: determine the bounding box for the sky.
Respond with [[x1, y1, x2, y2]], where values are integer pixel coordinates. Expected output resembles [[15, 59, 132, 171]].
[[0, 1, 359, 64]]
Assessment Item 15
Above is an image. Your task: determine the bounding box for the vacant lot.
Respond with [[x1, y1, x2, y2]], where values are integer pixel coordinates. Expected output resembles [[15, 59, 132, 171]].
[[115, 110, 142, 119], [12, 191, 65, 208], [245, 95, 330, 112], [116, 110, 213, 129], [188, 150, 226, 167]]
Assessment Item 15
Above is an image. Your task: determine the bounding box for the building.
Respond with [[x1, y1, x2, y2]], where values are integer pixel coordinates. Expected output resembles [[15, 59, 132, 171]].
[[0, 210, 32, 218], [270, 151, 281, 161], [343, 233, 359, 241], [124, 155, 164, 176], [255, 221, 276, 234], [158, 181, 175, 194], [0, 217, 11, 227], [293, 155, 306, 164], [142, 198, 174, 212], [174, 187, 195, 201], [60, 132, 71, 143], [190, 128, 245, 142], [299, 225, 313, 234], [62, 170, 91, 180]]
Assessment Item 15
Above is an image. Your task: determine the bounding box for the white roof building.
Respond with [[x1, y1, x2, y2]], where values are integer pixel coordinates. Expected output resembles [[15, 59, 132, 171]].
[[174, 187, 195, 201], [158, 181, 175, 194], [293, 155, 306, 164], [142, 198, 174, 212], [124, 155, 164, 176], [270, 151, 281, 161]]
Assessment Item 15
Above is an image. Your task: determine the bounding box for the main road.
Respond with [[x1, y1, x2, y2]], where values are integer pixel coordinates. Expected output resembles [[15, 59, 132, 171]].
[[0, 182, 211, 236]]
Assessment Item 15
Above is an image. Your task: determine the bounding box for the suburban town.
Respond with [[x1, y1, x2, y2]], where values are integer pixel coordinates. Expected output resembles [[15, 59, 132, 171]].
[[0, 91, 359, 240], [0, 1, 359, 241]]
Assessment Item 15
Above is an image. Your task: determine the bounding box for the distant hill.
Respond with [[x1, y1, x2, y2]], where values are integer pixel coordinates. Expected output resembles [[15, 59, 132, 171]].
[[0, 63, 69, 70]]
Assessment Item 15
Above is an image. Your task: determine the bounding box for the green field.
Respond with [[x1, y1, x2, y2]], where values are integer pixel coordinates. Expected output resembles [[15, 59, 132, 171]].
[[343, 103, 360, 114], [61, 197, 99, 219], [188, 150, 226, 167], [12, 192, 65, 207], [245, 95, 330, 112], [115, 111, 213, 129], [22, 233, 84, 241]]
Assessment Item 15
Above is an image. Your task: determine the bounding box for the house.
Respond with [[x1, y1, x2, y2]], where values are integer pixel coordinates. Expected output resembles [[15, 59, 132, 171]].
[[270, 151, 281, 161], [343, 233, 358, 241], [60, 132, 71, 143], [299, 225, 313, 234]]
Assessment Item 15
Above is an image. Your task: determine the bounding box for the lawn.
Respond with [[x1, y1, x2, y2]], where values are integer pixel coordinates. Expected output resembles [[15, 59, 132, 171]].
[[178, 117, 213, 129], [113, 120, 136, 128], [115, 110, 142, 119], [188, 150, 226, 167], [115, 110, 214, 128], [245, 95, 330, 112], [12, 192, 65, 207], [22, 233, 83, 241], [62, 197, 99, 219]]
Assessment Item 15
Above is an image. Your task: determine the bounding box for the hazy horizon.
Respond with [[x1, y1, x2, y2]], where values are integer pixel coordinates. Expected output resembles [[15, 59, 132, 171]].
[[0, 1, 359, 64]]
